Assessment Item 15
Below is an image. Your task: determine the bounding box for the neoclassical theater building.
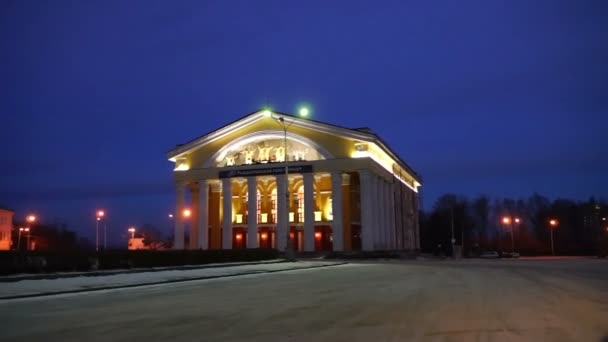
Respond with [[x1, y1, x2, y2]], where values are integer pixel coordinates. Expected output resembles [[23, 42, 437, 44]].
[[167, 110, 421, 252]]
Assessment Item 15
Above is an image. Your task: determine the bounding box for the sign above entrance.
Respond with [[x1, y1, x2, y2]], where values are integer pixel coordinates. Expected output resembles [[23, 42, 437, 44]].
[[219, 165, 313, 178]]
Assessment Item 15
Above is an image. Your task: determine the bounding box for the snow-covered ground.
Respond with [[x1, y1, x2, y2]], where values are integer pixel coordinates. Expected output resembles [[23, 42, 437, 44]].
[[0, 259, 606, 341], [1, 258, 286, 280], [0, 260, 343, 299]]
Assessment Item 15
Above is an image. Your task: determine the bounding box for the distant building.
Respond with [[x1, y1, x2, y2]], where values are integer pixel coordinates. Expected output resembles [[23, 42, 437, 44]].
[[128, 238, 147, 250], [167, 109, 422, 252], [0, 208, 15, 250]]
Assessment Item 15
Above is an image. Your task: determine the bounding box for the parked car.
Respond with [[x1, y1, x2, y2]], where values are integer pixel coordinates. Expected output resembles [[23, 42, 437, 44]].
[[480, 251, 500, 259], [500, 252, 521, 258]]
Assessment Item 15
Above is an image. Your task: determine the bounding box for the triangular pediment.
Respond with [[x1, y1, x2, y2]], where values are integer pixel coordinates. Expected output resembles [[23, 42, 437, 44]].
[[167, 109, 420, 186], [167, 110, 375, 161]]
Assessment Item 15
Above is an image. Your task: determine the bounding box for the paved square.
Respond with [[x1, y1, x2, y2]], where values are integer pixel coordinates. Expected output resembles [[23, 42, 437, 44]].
[[1, 258, 606, 341]]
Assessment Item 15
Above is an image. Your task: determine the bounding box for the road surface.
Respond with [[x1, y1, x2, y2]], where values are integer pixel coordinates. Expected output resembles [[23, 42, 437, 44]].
[[1, 258, 607, 341]]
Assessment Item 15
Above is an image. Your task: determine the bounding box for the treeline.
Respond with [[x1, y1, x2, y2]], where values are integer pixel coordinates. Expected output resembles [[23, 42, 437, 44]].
[[420, 194, 608, 256]]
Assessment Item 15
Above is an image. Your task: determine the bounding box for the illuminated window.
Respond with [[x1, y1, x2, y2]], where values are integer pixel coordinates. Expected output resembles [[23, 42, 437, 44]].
[[297, 186, 304, 222], [271, 188, 277, 223], [257, 191, 261, 222], [245, 190, 262, 223], [328, 198, 333, 221], [314, 211, 322, 221], [235, 214, 243, 224]]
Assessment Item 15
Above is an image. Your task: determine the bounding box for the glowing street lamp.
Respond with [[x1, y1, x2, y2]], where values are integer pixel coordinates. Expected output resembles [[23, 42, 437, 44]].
[[25, 214, 36, 251], [299, 107, 309, 117], [263, 106, 310, 260], [17, 227, 30, 251], [95, 210, 105, 252], [182, 209, 191, 218], [501, 216, 519, 253], [549, 219, 558, 256], [128, 227, 136, 239], [168, 214, 174, 218]]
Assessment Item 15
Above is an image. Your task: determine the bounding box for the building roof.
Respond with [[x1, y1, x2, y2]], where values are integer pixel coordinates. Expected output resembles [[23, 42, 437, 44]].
[[167, 109, 421, 182]]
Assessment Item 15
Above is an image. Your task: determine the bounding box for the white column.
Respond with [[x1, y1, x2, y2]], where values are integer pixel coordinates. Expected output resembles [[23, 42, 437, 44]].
[[276, 174, 288, 252], [371, 174, 381, 250], [388, 182, 396, 250], [331, 171, 344, 251], [414, 193, 421, 250], [247, 177, 258, 248], [303, 172, 315, 252], [379, 179, 387, 250], [359, 170, 374, 251], [174, 183, 186, 249], [221, 178, 232, 249], [383, 179, 391, 250], [198, 180, 209, 249]]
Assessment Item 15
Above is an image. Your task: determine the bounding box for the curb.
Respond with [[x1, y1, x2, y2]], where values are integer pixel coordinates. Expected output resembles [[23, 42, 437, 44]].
[[0, 259, 288, 283], [0, 262, 347, 301]]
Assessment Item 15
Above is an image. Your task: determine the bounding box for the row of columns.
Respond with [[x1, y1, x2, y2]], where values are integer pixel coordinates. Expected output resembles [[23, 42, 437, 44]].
[[358, 170, 397, 251], [174, 171, 345, 252], [175, 169, 404, 252]]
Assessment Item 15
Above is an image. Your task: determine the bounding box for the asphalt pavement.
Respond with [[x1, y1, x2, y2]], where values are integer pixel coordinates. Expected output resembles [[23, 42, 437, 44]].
[[1, 258, 606, 342]]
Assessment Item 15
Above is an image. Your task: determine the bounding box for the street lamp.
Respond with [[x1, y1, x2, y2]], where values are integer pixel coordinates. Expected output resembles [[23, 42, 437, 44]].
[[183, 209, 191, 218], [128, 227, 136, 239], [263, 107, 310, 261], [25, 215, 36, 251], [501, 216, 520, 254], [95, 210, 105, 252], [17, 227, 29, 251], [549, 219, 558, 256]]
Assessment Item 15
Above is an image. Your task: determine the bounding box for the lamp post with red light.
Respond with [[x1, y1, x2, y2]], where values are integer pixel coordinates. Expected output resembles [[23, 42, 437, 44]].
[[549, 219, 558, 255], [95, 210, 105, 252], [182, 209, 191, 248]]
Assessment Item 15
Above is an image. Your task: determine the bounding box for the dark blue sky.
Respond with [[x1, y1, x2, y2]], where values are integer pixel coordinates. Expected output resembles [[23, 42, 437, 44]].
[[1, 0, 606, 244]]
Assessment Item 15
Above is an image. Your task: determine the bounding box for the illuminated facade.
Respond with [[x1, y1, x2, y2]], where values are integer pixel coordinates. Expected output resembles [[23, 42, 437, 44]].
[[0, 208, 14, 250], [167, 110, 421, 252]]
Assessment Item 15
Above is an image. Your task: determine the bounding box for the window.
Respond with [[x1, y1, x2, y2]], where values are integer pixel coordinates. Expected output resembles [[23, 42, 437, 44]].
[[257, 190, 261, 222], [297, 186, 304, 222], [245, 190, 262, 223], [271, 188, 277, 223]]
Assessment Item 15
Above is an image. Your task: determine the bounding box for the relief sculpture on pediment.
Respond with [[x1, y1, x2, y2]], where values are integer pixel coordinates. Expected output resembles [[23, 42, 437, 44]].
[[217, 138, 323, 167]]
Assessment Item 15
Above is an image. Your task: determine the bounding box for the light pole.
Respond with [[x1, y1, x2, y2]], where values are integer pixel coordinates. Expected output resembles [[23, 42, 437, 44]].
[[501, 216, 519, 253], [17, 227, 27, 251], [549, 219, 558, 256], [128, 227, 136, 239], [450, 207, 455, 256], [26, 215, 36, 251], [513, 217, 520, 253], [262, 107, 309, 260], [183, 209, 191, 248], [96, 210, 105, 252]]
